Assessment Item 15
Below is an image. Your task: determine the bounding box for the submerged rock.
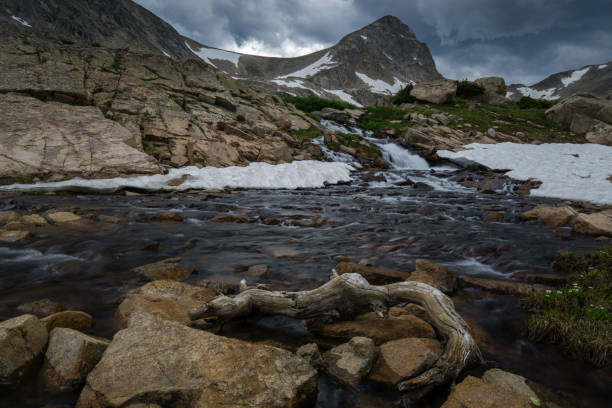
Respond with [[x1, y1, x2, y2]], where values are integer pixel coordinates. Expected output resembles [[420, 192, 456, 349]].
[[41, 311, 94, 332], [407, 259, 457, 294], [76, 313, 317, 408], [40, 328, 109, 394], [131, 257, 195, 281], [16, 299, 66, 318], [323, 337, 377, 386], [308, 309, 435, 345], [0, 314, 48, 385], [46, 212, 82, 223], [0, 229, 32, 243]]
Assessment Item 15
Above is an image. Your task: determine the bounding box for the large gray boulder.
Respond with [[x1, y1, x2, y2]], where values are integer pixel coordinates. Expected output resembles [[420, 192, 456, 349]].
[[76, 313, 317, 408], [410, 79, 457, 104], [0, 314, 48, 385], [545, 94, 612, 132], [475, 77, 507, 95], [40, 328, 109, 394], [0, 93, 161, 184]]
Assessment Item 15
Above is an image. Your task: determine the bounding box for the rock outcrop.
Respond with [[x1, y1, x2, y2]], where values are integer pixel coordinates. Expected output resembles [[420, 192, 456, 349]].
[[0, 314, 48, 385], [0, 32, 323, 183], [545, 95, 612, 139], [410, 79, 457, 104], [76, 313, 317, 408]]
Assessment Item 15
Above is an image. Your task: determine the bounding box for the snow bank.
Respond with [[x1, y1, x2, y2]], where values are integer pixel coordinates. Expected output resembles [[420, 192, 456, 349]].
[[561, 67, 589, 87], [598, 64, 608, 70], [516, 86, 559, 100], [278, 52, 337, 79], [185, 42, 241, 68], [438, 143, 612, 204], [322, 89, 362, 107], [0, 161, 354, 193], [360, 35, 368, 41], [355, 72, 409, 95], [11, 16, 31, 27]]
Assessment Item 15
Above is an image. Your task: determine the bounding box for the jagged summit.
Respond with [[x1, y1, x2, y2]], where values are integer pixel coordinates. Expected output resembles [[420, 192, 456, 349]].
[[186, 15, 442, 105]]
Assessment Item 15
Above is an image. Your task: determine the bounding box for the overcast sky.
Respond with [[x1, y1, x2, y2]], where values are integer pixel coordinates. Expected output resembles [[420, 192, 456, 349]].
[[134, 0, 612, 85]]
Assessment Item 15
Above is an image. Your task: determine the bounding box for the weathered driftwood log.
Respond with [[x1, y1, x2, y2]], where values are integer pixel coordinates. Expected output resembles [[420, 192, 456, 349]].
[[188, 273, 483, 392]]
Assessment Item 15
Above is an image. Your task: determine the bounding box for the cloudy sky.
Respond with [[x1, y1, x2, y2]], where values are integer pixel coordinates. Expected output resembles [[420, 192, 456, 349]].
[[134, 0, 612, 85]]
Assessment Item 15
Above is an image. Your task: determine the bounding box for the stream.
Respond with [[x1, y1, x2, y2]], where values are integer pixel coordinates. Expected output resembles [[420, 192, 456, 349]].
[[0, 122, 609, 407]]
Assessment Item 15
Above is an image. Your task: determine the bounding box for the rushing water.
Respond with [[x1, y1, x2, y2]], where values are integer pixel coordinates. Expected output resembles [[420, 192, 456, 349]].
[[0, 125, 609, 407]]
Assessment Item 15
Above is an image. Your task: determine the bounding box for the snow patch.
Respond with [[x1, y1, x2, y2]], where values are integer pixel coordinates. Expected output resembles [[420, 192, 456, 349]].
[[0, 161, 355, 193], [516, 86, 560, 100], [598, 64, 608, 70], [438, 143, 612, 204], [383, 51, 393, 61], [322, 89, 362, 107], [11, 16, 31, 27], [355, 72, 409, 95], [185, 42, 241, 68], [161, 50, 171, 58], [360, 35, 368, 41], [272, 79, 323, 96], [278, 52, 337, 79], [561, 67, 589, 87]]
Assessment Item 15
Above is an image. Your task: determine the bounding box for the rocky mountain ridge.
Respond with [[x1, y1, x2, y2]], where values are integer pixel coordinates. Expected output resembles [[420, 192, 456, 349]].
[[0, 0, 194, 59], [185, 16, 442, 106], [507, 62, 612, 101]]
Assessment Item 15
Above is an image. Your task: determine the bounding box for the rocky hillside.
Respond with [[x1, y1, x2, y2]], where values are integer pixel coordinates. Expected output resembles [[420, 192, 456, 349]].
[[507, 62, 612, 101], [0, 20, 324, 183], [185, 16, 442, 106], [0, 0, 194, 59]]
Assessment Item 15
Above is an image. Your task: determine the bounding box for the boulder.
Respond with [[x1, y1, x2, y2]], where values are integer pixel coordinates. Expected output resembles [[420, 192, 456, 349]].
[[585, 120, 612, 145], [0, 229, 32, 243], [322, 337, 377, 386], [76, 313, 317, 408], [481, 369, 539, 403], [441, 375, 533, 408], [410, 79, 457, 104], [0, 211, 20, 224], [0, 93, 160, 183], [570, 210, 612, 236], [520, 205, 577, 227], [307, 308, 435, 345], [475, 77, 507, 95], [115, 280, 217, 328], [40, 328, 109, 394], [16, 299, 66, 318], [0, 314, 48, 385], [407, 259, 457, 294], [369, 338, 442, 384], [131, 257, 195, 281], [296, 343, 323, 369], [47, 212, 82, 223], [41, 311, 94, 332], [334, 261, 410, 285], [545, 95, 612, 131], [459, 275, 549, 296], [319, 108, 365, 126], [21, 214, 49, 226]]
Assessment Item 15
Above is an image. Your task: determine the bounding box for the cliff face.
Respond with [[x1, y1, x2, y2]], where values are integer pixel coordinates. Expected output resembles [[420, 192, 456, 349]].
[[0, 0, 194, 59], [0, 1, 325, 183], [507, 62, 612, 101], [185, 16, 442, 106]]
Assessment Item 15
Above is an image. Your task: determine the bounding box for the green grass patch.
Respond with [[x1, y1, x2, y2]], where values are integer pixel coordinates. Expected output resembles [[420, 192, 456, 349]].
[[517, 96, 555, 109], [391, 84, 415, 105], [294, 126, 324, 140], [284, 95, 358, 113], [358, 106, 414, 131], [525, 246, 612, 366]]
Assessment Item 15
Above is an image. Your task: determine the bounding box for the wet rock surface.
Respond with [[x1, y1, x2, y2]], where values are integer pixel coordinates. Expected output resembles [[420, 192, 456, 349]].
[[76, 313, 317, 408]]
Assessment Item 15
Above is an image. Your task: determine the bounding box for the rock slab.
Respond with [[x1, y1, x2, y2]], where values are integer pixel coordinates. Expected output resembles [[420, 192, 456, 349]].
[[76, 313, 317, 408]]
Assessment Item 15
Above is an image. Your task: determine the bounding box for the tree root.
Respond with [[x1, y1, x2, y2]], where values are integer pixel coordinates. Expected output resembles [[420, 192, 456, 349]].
[[188, 273, 483, 392]]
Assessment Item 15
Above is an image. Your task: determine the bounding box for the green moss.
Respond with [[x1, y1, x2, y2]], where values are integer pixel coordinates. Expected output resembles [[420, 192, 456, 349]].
[[525, 246, 612, 366], [236, 114, 246, 122], [284, 95, 358, 113], [294, 126, 323, 140], [391, 84, 415, 105], [358, 106, 414, 131]]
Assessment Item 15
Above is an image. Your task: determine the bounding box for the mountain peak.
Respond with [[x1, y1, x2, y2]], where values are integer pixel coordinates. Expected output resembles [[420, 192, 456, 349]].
[[357, 15, 416, 39]]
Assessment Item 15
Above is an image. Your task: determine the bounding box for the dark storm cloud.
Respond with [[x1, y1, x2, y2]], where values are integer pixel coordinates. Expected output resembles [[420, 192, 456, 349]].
[[133, 0, 612, 85]]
